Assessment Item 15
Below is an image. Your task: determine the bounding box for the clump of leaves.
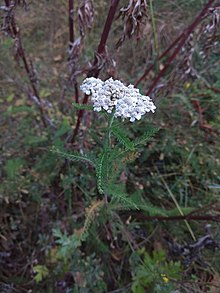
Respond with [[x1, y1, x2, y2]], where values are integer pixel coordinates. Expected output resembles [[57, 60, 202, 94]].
[[130, 248, 181, 293], [49, 228, 107, 292]]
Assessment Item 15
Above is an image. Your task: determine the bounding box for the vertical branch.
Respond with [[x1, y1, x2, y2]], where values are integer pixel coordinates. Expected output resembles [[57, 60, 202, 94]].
[[69, 0, 74, 47], [68, 0, 79, 103], [4, 0, 48, 127], [91, 0, 120, 77], [16, 37, 47, 127], [70, 0, 120, 144], [19, 42, 47, 127], [146, 0, 216, 97]]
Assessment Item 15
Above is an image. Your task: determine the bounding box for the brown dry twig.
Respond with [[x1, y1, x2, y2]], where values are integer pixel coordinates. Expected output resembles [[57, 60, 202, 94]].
[[1, 0, 50, 127], [132, 213, 220, 222], [68, 1, 94, 103], [116, 0, 148, 48]]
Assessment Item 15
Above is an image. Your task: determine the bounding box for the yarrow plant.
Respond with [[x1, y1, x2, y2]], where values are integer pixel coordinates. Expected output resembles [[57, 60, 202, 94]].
[[52, 77, 158, 242], [80, 77, 156, 122]]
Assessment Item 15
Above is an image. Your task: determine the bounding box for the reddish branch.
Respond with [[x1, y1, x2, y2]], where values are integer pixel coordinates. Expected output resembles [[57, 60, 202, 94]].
[[4, 0, 48, 127], [133, 213, 220, 222], [16, 40, 47, 127], [89, 0, 120, 77], [209, 86, 220, 94], [68, 0, 74, 46], [70, 0, 120, 144], [68, 0, 79, 103], [146, 0, 216, 96]]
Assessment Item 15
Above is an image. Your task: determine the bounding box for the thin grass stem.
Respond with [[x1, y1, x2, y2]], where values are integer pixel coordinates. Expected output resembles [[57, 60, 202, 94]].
[[159, 174, 196, 241], [149, 0, 159, 72]]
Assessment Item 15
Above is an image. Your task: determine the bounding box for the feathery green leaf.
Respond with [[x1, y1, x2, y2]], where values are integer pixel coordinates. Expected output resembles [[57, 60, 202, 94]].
[[134, 127, 159, 146], [107, 186, 139, 210], [112, 126, 134, 150], [51, 147, 95, 166], [96, 151, 109, 194]]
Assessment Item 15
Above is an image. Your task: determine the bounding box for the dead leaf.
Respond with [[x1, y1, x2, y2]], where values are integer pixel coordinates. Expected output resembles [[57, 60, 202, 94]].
[[54, 55, 62, 62], [74, 271, 86, 287], [74, 227, 84, 237], [111, 248, 124, 261]]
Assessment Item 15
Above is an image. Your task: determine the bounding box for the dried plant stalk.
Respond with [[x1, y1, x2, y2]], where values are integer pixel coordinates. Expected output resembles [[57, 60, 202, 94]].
[[1, 0, 49, 127], [116, 0, 148, 48]]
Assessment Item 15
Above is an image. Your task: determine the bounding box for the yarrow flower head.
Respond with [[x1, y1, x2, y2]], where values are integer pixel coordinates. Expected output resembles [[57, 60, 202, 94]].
[[80, 77, 156, 122]]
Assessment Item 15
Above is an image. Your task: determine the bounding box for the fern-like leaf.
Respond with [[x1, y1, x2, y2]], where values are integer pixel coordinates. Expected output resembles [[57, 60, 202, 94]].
[[107, 186, 139, 210], [51, 147, 95, 166], [112, 126, 134, 150], [134, 127, 159, 146]]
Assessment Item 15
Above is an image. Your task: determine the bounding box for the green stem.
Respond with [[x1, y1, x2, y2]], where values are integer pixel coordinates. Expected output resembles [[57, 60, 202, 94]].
[[104, 113, 115, 149], [98, 113, 115, 198]]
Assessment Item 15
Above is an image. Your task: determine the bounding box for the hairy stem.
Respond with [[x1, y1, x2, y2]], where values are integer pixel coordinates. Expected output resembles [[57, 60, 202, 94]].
[[105, 113, 114, 149]]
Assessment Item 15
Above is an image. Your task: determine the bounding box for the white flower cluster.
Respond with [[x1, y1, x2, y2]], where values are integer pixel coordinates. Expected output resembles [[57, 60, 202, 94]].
[[80, 77, 156, 122]]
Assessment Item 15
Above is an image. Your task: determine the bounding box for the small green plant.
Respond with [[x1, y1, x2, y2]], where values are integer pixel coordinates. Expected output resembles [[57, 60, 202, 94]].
[[130, 248, 181, 293], [33, 265, 49, 283], [51, 228, 107, 292]]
